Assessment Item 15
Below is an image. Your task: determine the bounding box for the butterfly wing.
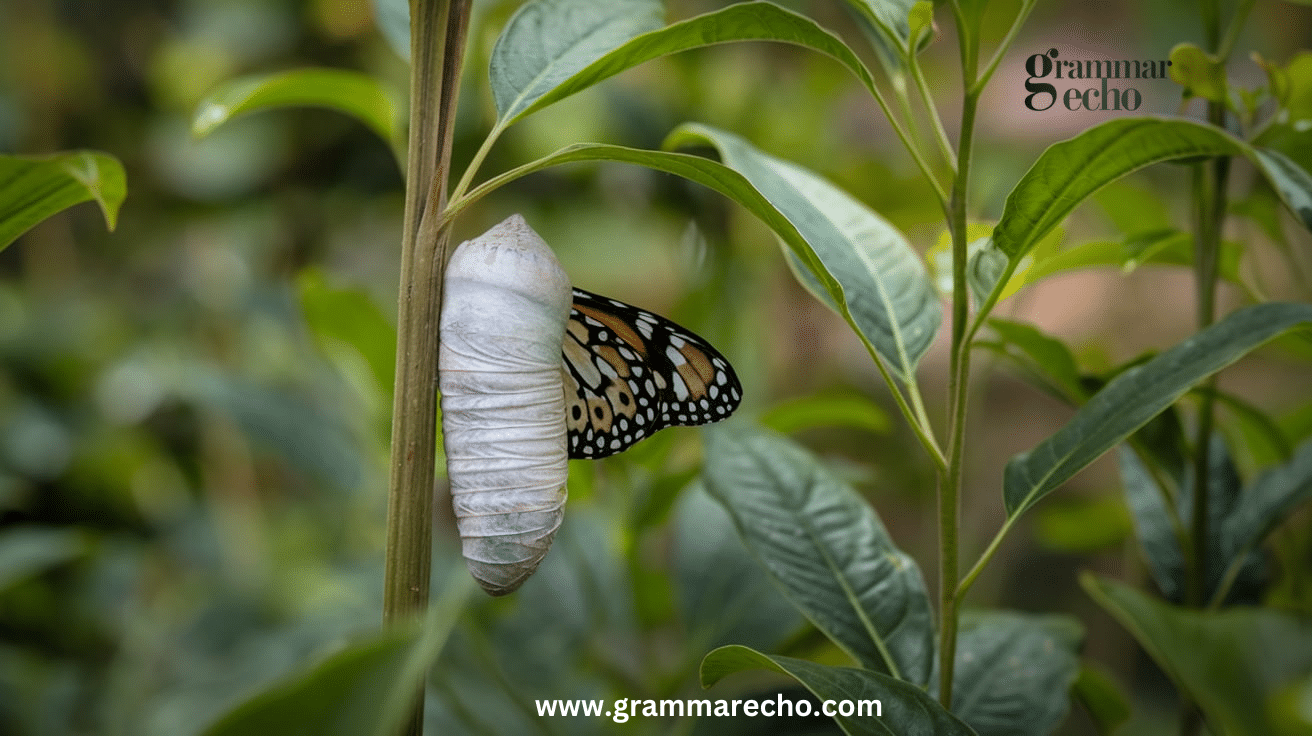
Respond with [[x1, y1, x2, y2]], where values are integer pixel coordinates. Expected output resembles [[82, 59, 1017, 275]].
[[562, 288, 742, 459]]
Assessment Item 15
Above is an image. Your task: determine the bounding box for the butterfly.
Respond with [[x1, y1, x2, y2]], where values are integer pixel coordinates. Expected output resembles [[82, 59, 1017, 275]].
[[561, 288, 742, 459]]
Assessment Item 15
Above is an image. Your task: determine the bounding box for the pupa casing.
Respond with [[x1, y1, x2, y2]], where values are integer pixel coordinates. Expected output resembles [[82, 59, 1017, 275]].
[[439, 214, 572, 595]]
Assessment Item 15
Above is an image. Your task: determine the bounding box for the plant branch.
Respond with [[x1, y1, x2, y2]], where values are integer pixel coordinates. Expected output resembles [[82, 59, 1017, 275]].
[[973, 0, 1039, 95], [908, 49, 957, 172], [383, 0, 471, 732], [937, 20, 981, 704]]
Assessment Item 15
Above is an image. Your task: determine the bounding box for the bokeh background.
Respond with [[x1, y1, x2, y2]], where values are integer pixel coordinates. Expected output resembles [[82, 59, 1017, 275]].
[[2, 0, 1310, 734]]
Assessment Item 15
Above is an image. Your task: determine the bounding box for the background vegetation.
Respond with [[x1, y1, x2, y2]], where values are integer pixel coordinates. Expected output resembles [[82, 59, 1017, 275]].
[[1, 0, 1309, 734]]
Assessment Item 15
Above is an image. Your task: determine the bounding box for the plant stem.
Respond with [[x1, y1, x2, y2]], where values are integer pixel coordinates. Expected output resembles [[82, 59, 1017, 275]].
[[383, 0, 471, 733], [1186, 147, 1227, 608], [938, 74, 981, 715], [1180, 3, 1232, 732]]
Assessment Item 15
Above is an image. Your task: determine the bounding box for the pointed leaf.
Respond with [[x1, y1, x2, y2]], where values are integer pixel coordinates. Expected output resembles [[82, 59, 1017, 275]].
[[192, 69, 402, 148], [950, 612, 1083, 736], [0, 151, 126, 250], [990, 119, 1242, 264], [1004, 302, 1312, 518], [702, 427, 934, 684], [490, 1, 880, 127], [701, 645, 977, 736], [669, 124, 941, 380], [202, 574, 471, 736], [1083, 574, 1312, 736], [976, 118, 1312, 299]]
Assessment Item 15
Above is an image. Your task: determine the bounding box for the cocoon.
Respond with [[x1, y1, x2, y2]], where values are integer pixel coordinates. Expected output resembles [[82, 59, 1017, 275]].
[[439, 214, 572, 596]]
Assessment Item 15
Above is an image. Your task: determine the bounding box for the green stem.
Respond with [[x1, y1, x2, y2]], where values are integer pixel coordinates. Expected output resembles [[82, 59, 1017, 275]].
[[1179, 0, 1233, 729], [449, 121, 506, 205], [1216, 0, 1257, 61], [1186, 110, 1229, 608], [937, 64, 980, 714], [383, 0, 471, 733], [907, 48, 956, 171], [972, 0, 1039, 95], [844, 5, 949, 206]]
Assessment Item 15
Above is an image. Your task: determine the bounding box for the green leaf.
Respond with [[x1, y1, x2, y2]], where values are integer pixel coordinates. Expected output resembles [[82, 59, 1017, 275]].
[[458, 138, 931, 379], [1094, 181, 1172, 233], [1127, 404, 1191, 493], [700, 645, 977, 736], [1071, 665, 1132, 736], [0, 151, 126, 250], [760, 393, 891, 436], [702, 427, 935, 685], [202, 574, 471, 736], [1221, 437, 1312, 572], [192, 69, 402, 148], [950, 611, 1083, 736], [488, 1, 882, 129], [489, 0, 664, 125], [674, 483, 803, 653], [842, 0, 919, 57], [1120, 435, 1264, 604], [1083, 574, 1312, 736], [1252, 147, 1312, 228], [1003, 302, 1312, 518], [1021, 229, 1246, 293], [1169, 44, 1228, 103], [669, 124, 941, 381], [984, 318, 1083, 401], [0, 528, 86, 592], [990, 119, 1244, 263], [296, 269, 396, 398], [455, 142, 930, 378], [1276, 51, 1312, 122], [976, 118, 1312, 299], [1118, 446, 1186, 600]]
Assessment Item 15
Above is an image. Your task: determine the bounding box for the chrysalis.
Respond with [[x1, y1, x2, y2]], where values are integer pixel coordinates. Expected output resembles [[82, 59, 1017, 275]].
[[439, 214, 573, 596]]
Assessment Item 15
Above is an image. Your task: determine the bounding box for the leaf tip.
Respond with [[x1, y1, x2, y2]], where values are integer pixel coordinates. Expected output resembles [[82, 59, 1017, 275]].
[[191, 102, 231, 138]]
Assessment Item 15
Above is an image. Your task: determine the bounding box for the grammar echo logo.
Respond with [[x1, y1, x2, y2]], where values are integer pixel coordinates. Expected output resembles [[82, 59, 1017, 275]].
[[1024, 48, 1172, 112]]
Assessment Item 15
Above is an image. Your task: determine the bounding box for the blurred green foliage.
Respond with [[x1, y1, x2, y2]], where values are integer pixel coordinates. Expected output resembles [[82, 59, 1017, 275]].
[[1, 0, 1310, 735]]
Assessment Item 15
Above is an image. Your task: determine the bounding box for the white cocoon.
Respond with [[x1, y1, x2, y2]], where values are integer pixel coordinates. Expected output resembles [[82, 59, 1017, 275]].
[[439, 214, 572, 596]]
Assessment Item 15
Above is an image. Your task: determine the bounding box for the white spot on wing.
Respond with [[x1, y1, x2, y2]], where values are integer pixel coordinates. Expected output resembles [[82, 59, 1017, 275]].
[[671, 373, 689, 401]]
